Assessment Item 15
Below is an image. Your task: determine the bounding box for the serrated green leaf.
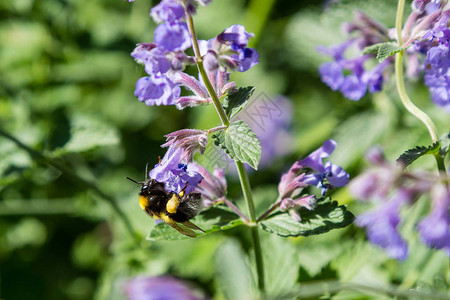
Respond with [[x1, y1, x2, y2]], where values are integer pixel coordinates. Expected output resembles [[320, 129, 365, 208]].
[[146, 206, 243, 241], [260, 198, 354, 237], [362, 42, 404, 62], [362, 43, 384, 55], [396, 142, 440, 167], [212, 120, 261, 169], [377, 42, 404, 62], [223, 86, 255, 119], [52, 113, 120, 156]]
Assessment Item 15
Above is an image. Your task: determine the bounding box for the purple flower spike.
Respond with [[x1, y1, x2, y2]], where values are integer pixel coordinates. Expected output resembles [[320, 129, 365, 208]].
[[125, 276, 202, 300], [149, 145, 203, 194], [150, 0, 185, 23], [300, 139, 349, 193], [356, 191, 411, 260], [154, 22, 192, 52], [135, 75, 180, 106], [162, 128, 208, 160], [418, 184, 450, 255]]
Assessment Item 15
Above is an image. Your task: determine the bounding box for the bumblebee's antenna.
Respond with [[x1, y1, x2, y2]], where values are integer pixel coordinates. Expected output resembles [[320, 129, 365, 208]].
[[125, 177, 141, 184], [145, 163, 149, 181]]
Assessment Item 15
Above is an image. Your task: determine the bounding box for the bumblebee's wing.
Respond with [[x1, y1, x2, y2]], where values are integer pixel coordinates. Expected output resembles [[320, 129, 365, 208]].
[[183, 221, 204, 232], [168, 222, 197, 238]]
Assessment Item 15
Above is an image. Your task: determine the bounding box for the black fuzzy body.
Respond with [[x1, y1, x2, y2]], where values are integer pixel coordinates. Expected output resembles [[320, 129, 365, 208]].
[[139, 179, 202, 222]]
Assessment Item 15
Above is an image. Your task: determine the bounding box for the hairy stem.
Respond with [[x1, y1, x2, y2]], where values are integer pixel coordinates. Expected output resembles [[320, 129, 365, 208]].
[[184, 4, 265, 293], [395, 0, 439, 143], [235, 161, 265, 292], [185, 8, 229, 126]]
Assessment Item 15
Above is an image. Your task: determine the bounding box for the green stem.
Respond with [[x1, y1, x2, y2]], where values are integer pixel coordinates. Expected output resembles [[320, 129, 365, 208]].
[[184, 4, 265, 293], [0, 128, 139, 243], [235, 161, 265, 292], [185, 8, 229, 126], [395, 0, 439, 143]]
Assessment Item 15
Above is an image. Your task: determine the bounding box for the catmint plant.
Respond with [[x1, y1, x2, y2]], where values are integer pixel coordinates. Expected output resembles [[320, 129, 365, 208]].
[[124, 0, 353, 298], [319, 0, 450, 261]]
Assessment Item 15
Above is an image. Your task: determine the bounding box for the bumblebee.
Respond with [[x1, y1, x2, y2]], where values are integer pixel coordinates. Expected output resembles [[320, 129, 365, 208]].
[[126, 175, 204, 238]]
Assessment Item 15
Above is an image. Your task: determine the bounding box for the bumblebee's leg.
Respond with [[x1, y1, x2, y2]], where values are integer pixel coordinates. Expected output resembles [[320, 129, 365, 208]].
[[166, 193, 181, 214], [160, 213, 196, 237], [183, 221, 204, 232]]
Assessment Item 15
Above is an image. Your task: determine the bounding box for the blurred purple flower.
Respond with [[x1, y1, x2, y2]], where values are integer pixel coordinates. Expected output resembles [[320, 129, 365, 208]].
[[190, 163, 227, 206], [318, 62, 344, 91], [154, 22, 192, 52], [150, 0, 185, 23], [418, 184, 450, 255], [356, 190, 411, 260], [135, 75, 180, 106], [125, 276, 202, 300], [149, 145, 203, 194], [350, 147, 449, 259]]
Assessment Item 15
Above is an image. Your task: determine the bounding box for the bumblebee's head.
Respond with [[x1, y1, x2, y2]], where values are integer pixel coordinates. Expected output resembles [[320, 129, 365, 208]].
[[140, 179, 158, 194]]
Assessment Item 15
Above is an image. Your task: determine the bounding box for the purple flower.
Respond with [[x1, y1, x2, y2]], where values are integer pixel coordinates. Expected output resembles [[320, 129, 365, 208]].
[[154, 22, 192, 52], [197, 25, 259, 72], [319, 62, 344, 91], [150, 0, 185, 23], [356, 191, 410, 260], [149, 145, 203, 194], [131, 44, 171, 76], [300, 139, 349, 193], [418, 184, 450, 255], [279, 195, 316, 222], [235, 47, 260, 72], [125, 276, 202, 300], [423, 44, 450, 111], [190, 163, 227, 206], [161, 128, 208, 160], [219, 25, 254, 50], [134, 75, 180, 106]]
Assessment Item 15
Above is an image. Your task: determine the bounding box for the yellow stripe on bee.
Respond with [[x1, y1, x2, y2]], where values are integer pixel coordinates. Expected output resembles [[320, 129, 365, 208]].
[[166, 194, 180, 214], [139, 196, 149, 210], [160, 213, 176, 225]]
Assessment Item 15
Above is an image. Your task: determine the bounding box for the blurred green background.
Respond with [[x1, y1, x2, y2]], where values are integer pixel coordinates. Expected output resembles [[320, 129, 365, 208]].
[[1, 0, 449, 299]]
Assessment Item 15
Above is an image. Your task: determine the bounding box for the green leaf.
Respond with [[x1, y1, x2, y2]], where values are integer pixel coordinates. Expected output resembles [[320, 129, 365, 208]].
[[52, 113, 120, 156], [212, 120, 261, 169], [260, 198, 354, 237], [215, 240, 256, 300], [146, 206, 244, 241], [223, 86, 255, 119], [396, 142, 440, 167], [362, 42, 404, 62]]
